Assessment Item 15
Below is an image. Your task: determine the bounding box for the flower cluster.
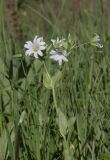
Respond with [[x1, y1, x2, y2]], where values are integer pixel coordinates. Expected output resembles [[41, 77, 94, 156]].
[[24, 34, 103, 66], [24, 36, 68, 65]]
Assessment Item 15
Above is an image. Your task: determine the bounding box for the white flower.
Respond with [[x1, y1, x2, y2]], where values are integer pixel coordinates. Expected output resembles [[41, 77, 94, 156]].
[[24, 36, 46, 58], [91, 33, 103, 48], [95, 43, 103, 48], [51, 37, 66, 48], [50, 49, 68, 65]]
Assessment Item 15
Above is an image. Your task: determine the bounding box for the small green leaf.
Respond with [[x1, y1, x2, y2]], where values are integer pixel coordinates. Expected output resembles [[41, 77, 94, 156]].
[[43, 72, 52, 89], [52, 71, 62, 88]]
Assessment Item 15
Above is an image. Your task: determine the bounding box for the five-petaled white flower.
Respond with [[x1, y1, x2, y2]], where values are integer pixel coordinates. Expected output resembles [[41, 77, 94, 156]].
[[24, 36, 46, 58], [91, 33, 103, 48], [50, 49, 68, 65]]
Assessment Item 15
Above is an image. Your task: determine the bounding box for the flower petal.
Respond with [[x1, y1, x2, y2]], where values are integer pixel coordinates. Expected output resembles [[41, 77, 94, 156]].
[[62, 50, 68, 57], [25, 50, 33, 56], [24, 41, 33, 49], [36, 37, 42, 44], [96, 43, 103, 48], [39, 45, 45, 50], [33, 36, 38, 43], [58, 59, 62, 65], [38, 50, 43, 56], [40, 42, 46, 45], [33, 52, 38, 58], [50, 55, 59, 61], [50, 50, 57, 55], [61, 55, 68, 62]]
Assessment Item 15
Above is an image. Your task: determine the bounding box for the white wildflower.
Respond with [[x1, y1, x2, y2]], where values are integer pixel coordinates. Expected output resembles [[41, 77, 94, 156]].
[[50, 49, 68, 65], [91, 33, 103, 48], [51, 37, 66, 48], [95, 43, 103, 48], [24, 36, 46, 58]]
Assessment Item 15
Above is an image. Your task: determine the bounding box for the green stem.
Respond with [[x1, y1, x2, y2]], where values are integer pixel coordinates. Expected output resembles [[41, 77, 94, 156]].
[[68, 42, 90, 55], [52, 87, 58, 111]]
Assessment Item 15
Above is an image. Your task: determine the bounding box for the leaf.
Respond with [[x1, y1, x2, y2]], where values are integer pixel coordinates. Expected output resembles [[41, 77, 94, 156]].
[[52, 71, 62, 88], [57, 108, 68, 138], [43, 70, 62, 89], [68, 117, 76, 129], [43, 72, 52, 89]]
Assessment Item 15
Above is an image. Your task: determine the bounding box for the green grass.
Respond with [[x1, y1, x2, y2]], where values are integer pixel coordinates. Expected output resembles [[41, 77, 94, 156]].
[[0, 0, 110, 160]]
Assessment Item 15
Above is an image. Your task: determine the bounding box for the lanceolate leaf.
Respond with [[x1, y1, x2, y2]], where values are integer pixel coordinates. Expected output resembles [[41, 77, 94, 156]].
[[52, 70, 62, 88], [43, 72, 52, 89]]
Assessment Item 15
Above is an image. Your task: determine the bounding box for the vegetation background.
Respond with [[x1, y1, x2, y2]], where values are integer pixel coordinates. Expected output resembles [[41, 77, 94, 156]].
[[0, 0, 110, 160]]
